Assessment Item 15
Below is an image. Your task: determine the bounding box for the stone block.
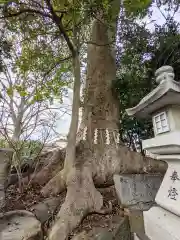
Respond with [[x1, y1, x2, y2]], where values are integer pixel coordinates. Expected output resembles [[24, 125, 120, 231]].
[[113, 174, 163, 210], [144, 206, 180, 240], [156, 160, 180, 216]]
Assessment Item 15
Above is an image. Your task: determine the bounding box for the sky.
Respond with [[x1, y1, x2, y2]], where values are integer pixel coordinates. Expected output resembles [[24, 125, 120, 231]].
[[54, 88, 73, 138], [54, 87, 83, 142]]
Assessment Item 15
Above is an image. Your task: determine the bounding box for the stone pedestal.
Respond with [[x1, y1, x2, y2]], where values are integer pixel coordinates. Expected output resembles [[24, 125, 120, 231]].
[[0, 148, 13, 210], [155, 159, 180, 215], [144, 206, 180, 240], [113, 174, 163, 240], [134, 233, 150, 240], [134, 234, 140, 240], [143, 157, 180, 240]]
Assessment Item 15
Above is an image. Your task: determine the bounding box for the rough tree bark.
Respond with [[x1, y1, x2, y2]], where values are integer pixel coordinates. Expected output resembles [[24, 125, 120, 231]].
[[42, 19, 167, 240]]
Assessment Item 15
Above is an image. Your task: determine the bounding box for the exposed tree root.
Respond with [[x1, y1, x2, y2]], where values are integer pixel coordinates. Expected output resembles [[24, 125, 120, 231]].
[[42, 143, 167, 197], [40, 142, 167, 240], [41, 169, 66, 196], [80, 200, 113, 223], [48, 166, 103, 240]]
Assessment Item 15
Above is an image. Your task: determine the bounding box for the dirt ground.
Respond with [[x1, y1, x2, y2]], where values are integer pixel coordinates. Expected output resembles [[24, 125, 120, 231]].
[[6, 184, 124, 239]]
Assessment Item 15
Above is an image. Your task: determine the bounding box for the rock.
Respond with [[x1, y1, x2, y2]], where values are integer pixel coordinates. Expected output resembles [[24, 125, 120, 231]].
[[0, 210, 43, 240], [30, 197, 60, 223], [113, 174, 163, 210]]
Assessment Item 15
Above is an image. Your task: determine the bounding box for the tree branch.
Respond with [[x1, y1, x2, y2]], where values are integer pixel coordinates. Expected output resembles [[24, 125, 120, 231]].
[[43, 55, 72, 79], [0, 7, 52, 19], [45, 0, 76, 57]]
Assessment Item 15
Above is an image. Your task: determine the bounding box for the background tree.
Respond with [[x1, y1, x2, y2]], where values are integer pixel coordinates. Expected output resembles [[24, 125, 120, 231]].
[[0, 56, 66, 191], [0, 58, 67, 142], [0, 26, 71, 191], [114, 0, 180, 152]]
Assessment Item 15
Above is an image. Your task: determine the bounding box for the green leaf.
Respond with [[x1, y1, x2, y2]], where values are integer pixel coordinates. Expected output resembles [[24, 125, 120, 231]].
[[124, 0, 152, 17], [6, 86, 13, 97]]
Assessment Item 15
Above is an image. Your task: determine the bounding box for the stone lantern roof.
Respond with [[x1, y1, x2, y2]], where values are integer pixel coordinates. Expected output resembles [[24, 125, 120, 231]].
[[126, 66, 180, 118]]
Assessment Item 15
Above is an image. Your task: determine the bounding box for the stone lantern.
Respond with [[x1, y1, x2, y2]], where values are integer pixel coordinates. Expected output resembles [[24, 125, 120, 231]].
[[127, 65, 180, 155], [125, 65, 180, 240]]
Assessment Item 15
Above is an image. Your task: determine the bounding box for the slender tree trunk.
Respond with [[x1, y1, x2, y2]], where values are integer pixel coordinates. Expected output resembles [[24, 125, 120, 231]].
[[12, 119, 22, 141], [64, 53, 81, 171], [11, 97, 25, 142], [42, 53, 81, 194], [11, 112, 23, 191]]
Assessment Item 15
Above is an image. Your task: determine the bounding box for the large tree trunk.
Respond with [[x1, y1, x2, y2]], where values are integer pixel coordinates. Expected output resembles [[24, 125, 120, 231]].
[[42, 18, 167, 240]]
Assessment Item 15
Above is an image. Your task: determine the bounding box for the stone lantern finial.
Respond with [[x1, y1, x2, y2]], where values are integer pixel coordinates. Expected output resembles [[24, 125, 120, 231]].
[[155, 66, 174, 84]]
